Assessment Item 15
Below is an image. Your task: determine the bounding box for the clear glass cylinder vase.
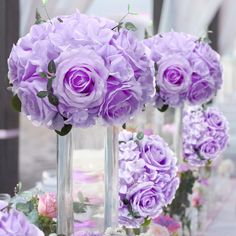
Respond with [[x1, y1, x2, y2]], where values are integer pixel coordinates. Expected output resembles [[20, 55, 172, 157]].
[[57, 126, 119, 236]]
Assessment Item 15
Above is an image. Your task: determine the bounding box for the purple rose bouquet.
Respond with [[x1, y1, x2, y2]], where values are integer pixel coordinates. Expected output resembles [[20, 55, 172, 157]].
[[144, 31, 222, 108], [119, 130, 179, 228], [8, 11, 154, 134], [183, 106, 229, 166]]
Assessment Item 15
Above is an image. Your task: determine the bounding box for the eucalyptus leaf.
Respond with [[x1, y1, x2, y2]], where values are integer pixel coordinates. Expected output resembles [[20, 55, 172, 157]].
[[37, 91, 48, 98], [48, 94, 59, 106], [158, 104, 169, 112], [48, 60, 56, 74], [39, 72, 48, 79], [125, 22, 137, 31], [136, 132, 144, 140], [11, 94, 21, 112], [55, 124, 72, 136], [35, 9, 45, 24], [16, 203, 30, 213], [77, 191, 85, 203]]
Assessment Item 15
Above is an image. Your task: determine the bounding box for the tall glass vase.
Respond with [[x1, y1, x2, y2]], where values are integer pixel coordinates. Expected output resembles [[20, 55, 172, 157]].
[[57, 126, 119, 236], [57, 134, 74, 235]]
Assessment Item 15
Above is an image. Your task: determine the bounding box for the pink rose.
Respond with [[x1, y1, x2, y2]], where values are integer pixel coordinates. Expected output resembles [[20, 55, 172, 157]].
[[38, 193, 57, 218]]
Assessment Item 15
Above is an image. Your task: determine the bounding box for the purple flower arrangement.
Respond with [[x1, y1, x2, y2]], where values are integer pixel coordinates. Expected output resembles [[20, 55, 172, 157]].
[[8, 11, 154, 134], [119, 130, 179, 228], [144, 31, 222, 108], [183, 106, 229, 166]]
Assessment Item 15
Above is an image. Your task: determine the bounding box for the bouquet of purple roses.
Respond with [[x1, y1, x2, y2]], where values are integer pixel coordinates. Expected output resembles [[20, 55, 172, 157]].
[[144, 31, 222, 108], [183, 106, 229, 166], [118, 130, 179, 228], [8, 11, 154, 135]]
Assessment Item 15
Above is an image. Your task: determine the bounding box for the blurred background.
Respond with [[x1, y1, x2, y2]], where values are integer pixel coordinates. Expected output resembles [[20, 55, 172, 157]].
[[0, 0, 236, 235]]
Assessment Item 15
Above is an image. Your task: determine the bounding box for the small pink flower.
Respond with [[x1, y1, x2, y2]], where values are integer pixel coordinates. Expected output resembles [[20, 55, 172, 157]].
[[151, 224, 170, 236], [191, 192, 204, 208], [154, 215, 181, 234], [38, 193, 57, 218]]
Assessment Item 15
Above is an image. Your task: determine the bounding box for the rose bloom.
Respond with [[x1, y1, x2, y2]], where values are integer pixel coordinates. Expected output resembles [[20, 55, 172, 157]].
[[100, 76, 142, 125], [199, 138, 220, 159], [127, 182, 165, 218], [205, 108, 227, 130], [157, 55, 191, 94], [150, 224, 170, 236], [154, 215, 181, 234], [187, 73, 215, 105], [38, 193, 57, 218], [0, 201, 44, 236], [140, 135, 175, 171], [54, 47, 108, 127], [18, 78, 63, 130]]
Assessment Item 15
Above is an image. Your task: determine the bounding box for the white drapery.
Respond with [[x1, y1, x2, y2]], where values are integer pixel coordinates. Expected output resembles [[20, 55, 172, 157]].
[[159, 0, 223, 36], [20, 0, 94, 36], [219, 0, 236, 54]]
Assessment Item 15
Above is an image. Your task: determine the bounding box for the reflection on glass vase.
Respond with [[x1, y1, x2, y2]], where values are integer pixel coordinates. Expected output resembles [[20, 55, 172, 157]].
[[57, 126, 119, 236]]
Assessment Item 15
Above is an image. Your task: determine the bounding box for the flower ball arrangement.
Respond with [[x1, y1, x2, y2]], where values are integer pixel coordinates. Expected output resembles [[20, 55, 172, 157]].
[[8, 11, 154, 135], [183, 106, 229, 166], [144, 31, 222, 108], [118, 130, 179, 228]]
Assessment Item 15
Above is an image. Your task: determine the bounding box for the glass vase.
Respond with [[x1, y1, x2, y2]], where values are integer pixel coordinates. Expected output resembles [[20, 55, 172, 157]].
[[57, 126, 119, 236]]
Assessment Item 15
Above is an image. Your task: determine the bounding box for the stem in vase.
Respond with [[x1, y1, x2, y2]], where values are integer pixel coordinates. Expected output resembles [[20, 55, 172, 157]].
[[104, 126, 119, 229], [174, 105, 184, 160]]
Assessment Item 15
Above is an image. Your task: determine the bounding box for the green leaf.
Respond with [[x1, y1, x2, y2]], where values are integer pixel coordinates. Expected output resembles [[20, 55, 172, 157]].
[[158, 104, 169, 112], [48, 60, 56, 74], [122, 123, 126, 129], [142, 217, 151, 227], [144, 28, 150, 39], [28, 209, 39, 224], [73, 202, 87, 214], [11, 94, 21, 112], [77, 191, 85, 203], [16, 203, 30, 213], [37, 91, 48, 98], [47, 78, 53, 91], [125, 22, 137, 31], [136, 132, 144, 140], [55, 124, 72, 136], [35, 9, 45, 24], [57, 17, 63, 23], [39, 72, 48, 79], [48, 94, 59, 106]]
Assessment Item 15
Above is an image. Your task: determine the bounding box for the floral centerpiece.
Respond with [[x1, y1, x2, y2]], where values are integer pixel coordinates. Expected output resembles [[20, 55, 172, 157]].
[[8, 10, 154, 135], [118, 130, 179, 234], [183, 106, 229, 166], [143, 31, 222, 109]]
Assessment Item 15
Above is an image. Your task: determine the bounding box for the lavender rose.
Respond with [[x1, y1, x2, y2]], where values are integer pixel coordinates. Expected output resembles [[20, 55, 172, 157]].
[[128, 182, 164, 218], [100, 77, 142, 125], [54, 47, 108, 127], [140, 135, 175, 171], [199, 138, 220, 159], [0, 201, 44, 236], [194, 42, 223, 89], [187, 73, 215, 105], [205, 108, 227, 130], [158, 55, 191, 94], [18, 78, 63, 130]]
